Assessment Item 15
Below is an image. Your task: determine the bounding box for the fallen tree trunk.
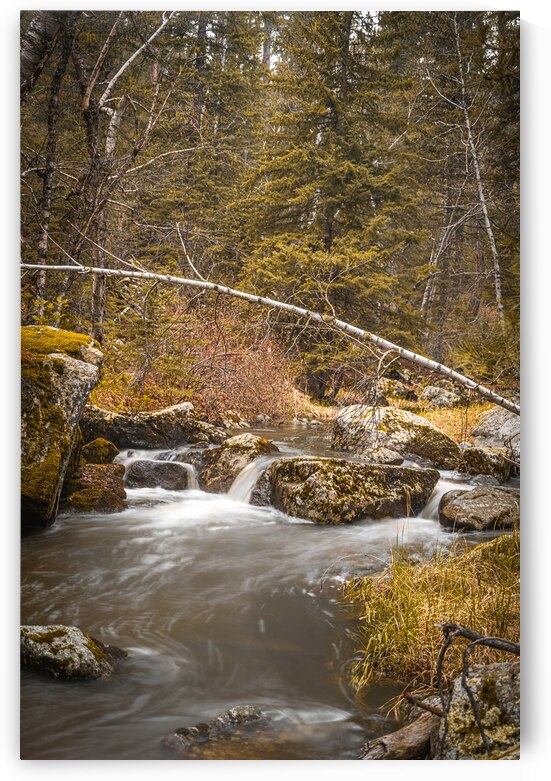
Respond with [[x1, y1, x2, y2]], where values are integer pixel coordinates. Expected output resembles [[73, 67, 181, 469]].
[[20, 263, 520, 415], [360, 712, 440, 760]]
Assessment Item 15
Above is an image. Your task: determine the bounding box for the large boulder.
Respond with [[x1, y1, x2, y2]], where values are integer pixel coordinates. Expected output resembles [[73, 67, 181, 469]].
[[21, 625, 127, 680], [332, 406, 461, 470], [80, 402, 224, 450], [432, 661, 520, 759], [461, 446, 511, 484], [438, 487, 520, 531], [81, 437, 119, 464], [163, 705, 267, 759], [472, 406, 520, 464], [21, 326, 102, 530], [254, 457, 440, 524], [199, 433, 280, 493], [419, 385, 461, 408], [61, 463, 127, 513], [125, 459, 191, 490]]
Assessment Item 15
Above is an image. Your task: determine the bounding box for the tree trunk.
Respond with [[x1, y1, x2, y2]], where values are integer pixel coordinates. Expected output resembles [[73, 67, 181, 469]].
[[360, 712, 440, 760], [20, 11, 77, 102], [20, 262, 521, 416]]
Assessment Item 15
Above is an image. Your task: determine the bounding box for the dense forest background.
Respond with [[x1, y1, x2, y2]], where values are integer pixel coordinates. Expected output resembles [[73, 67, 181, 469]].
[[20, 10, 520, 420]]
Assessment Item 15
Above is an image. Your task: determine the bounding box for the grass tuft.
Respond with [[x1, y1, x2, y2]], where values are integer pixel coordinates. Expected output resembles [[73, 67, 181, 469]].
[[345, 531, 520, 692]]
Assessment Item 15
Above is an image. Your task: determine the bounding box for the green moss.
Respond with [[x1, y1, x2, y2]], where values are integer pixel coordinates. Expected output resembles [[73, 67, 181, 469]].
[[21, 325, 99, 359], [25, 627, 67, 644]]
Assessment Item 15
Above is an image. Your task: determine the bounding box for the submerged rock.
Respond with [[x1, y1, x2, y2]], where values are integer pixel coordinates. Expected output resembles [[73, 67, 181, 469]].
[[332, 405, 461, 469], [21, 326, 103, 531], [21, 624, 127, 680], [163, 705, 266, 759], [419, 384, 461, 408], [81, 437, 119, 464], [432, 661, 520, 759], [472, 406, 520, 465], [461, 446, 511, 484], [438, 487, 520, 531], [61, 463, 127, 513], [255, 457, 439, 524], [80, 402, 224, 450], [125, 459, 191, 490], [200, 433, 280, 493]]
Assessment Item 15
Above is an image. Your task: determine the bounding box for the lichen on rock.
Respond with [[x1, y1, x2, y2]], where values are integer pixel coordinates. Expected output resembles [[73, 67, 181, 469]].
[[332, 405, 461, 470], [461, 445, 511, 483], [438, 486, 520, 532], [21, 326, 103, 530], [21, 624, 127, 679], [61, 463, 127, 513]]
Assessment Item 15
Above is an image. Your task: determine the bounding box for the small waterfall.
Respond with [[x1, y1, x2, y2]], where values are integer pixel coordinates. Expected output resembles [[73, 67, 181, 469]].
[[420, 477, 475, 520], [179, 462, 199, 490], [227, 456, 276, 503]]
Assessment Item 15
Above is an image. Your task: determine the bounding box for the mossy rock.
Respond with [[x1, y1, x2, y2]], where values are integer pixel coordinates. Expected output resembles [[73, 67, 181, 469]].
[[163, 706, 267, 759], [461, 446, 512, 483], [81, 437, 120, 464], [332, 405, 461, 470], [258, 457, 440, 524], [438, 486, 520, 531], [199, 433, 280, 493], [432, 661, 520, 759], [21, 326, 103, 531], [61, 463, 127, 514], [21, 624, 127, 680]]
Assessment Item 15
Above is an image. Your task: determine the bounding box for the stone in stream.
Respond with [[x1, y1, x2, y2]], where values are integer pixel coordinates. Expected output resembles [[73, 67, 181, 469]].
[[438, 487, 520, 532], [163, 705, 267, 759], [471, 406, 520, 466], [332, 406, 461, 470], [460, 445, 511, 484], [125, 459, 191, 490], [432, 661, 520, 759], [199, 433, 280, 493], [80, 402, 224, 450], [81, 436, 120, 464], [252, 457, 440, 524], [21, 625, 128, 680], [21, 326, 103, 531], [61, 463, 127, 513]]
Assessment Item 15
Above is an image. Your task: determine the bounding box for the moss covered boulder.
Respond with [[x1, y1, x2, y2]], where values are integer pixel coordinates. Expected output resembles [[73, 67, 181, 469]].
[[199, 433, 280, 493], [332, 405, 461, 470], [21, 326, 102, 531], [81, 437, 119, 464], [21, 625, 127, 680], [80, 402, 224, 449], [432, 661, 520, 759], [61, 463, 127, 513], [461, 446, 511, 483], [438, 487, 520, 531], [255, 457, 439, 524], [125, 459, 191, 490]]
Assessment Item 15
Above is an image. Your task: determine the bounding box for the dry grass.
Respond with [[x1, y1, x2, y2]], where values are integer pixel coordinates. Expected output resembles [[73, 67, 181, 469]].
[[345, 532, 520, 692], [391, 398, 493, 444]]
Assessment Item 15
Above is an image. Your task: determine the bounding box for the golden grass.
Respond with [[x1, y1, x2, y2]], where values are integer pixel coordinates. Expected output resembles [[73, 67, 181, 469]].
[[345, 532, 520, 692], [391, 399, 493, 444]]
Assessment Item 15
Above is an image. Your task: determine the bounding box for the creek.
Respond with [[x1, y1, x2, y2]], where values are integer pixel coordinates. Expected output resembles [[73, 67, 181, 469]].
[[20, 423, 500, 759]]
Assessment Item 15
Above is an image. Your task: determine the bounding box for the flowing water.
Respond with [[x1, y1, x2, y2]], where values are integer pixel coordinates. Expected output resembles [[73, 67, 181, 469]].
[[20, 424, 501, 760]]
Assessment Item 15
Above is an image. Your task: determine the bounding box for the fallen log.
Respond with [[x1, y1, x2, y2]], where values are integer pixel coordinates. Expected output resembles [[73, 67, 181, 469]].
[[360, 711, 440, 760]]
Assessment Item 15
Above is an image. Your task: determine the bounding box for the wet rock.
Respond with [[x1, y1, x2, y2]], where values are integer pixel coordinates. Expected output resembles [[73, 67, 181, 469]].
[[81, 437, 120, 464], [219, 410, 250, 429], [256, 457, 440, 524], [21, 326, 103, 531], [472, 406, 520, 465], [432, 661, 520, 759], [419, 385, 461, 408], [125, 459, 191, 490], [80, 402, 224, 450], [163, 705, 266, 758], [21, 624, 127, 680], [61, 463, 127, 513], [200, 433, 280, 493], [438, 487, 520, 531], [332, 406, 461, 470], [461, 446, 511, 484]]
